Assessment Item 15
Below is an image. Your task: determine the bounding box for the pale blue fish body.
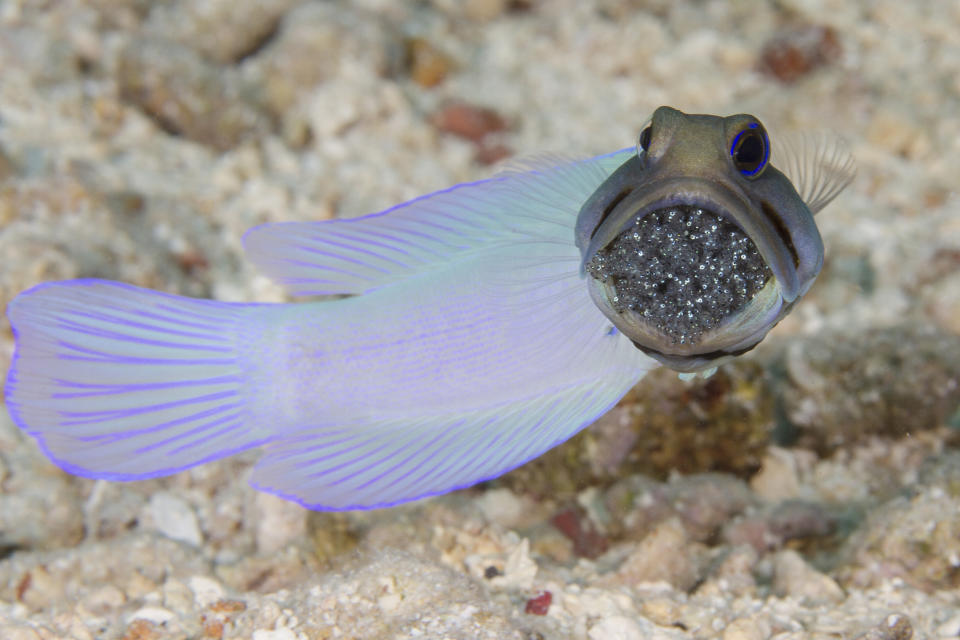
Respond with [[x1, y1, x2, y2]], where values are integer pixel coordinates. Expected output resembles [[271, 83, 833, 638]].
[[3, 108, 854, 510], [5, 149, 656, 510]]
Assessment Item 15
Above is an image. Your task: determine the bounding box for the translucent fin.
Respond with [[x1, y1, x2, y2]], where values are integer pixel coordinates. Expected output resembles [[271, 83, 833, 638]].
[[248, 239, 656, 510], [250, 373, 637, 511], [772, 132, 856, 214], [493, 151, 590, 174], [242, 149, 635, 296], [4, 280, 270, 480]]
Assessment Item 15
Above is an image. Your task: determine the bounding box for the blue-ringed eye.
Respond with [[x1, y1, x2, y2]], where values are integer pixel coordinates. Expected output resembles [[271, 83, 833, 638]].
[[730, 122, 769, 178]]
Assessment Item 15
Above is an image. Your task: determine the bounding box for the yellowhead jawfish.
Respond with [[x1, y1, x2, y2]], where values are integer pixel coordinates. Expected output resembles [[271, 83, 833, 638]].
[[4, 107, 854, 509]]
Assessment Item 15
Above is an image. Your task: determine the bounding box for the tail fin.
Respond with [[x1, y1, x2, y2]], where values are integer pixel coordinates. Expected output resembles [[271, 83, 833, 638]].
[[4, 280, 271, 480]]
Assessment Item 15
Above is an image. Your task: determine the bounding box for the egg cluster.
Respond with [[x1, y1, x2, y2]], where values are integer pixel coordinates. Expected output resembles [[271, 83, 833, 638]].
[[586, 205, 772, 345]]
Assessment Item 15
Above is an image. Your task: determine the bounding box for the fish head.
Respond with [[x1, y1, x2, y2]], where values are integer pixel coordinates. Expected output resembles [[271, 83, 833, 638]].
[[576, 106, 850, 373]]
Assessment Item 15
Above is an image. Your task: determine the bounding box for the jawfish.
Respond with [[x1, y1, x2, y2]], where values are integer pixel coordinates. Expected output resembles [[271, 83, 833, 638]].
[[4, 107, 854, 509]]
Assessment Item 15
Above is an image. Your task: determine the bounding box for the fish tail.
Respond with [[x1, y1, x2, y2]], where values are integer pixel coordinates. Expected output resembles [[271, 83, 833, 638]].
[[4, 279, 272, 480]]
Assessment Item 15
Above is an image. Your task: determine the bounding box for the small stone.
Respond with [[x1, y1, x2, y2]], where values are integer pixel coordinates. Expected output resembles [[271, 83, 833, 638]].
[[116, 39, 270, 151], [0, 625, 44, 640], [128, 607, 177, 626], [936, 612, 960, 637], [477, 488, 534, 529], [149, 492, 203, 546], [758, 24, 842, 83], [696, 545, 758, 598], [17, 566, 65, 611], [254, 492, 307, 555], [524, 590, 551, 615], [145, 0, 297, 64], [639, 597, 682, 627], [612, 518, 703, 591], [83, 584, 127, 613], [122, 619, 161, 640], [405, 37, 454, 88], [488, 538, 538, 590], [431, 101, 507, 143], [771, 550, 845, 605], [252, 628, 298, 640], [162, 578, 195, 614], [474, 141, 514, 166], [589, 616, 648, 640], [551, 506, 608, 559], [723, 617, 770, 640], [189, 576, 226, 608], [853, 614, 913, 640], [464, 0, 509, 21], [750, 447, 804, 501]]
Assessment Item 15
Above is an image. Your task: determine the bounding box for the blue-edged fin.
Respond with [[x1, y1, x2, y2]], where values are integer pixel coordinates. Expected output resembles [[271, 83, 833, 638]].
[[4, 280, 270, 480], [242, 149, 635, 296], [249, 233, 655, 511], [250, 374, 637, 511]]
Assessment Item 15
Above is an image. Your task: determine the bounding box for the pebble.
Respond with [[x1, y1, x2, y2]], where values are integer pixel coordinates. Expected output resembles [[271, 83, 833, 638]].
[[588, 616, 650, 640], [116, 38, 270, 151], [853, 613, 914, 640], [476, 487, 534, 529], [936, 613, 960, 638], [613, 518, 703, 591], [0, 625, 43, 640], [17, 566, 64, 611], [145, 0, 299, 64], [722, 617, 770, 640], [188, 575, 226, 608], [128, 606, 177, 625], [431, 101, 508, 143], [252, 629, 297, 640], [149, 492, 203, 547], [254, 492, 307, 555], [405, 37, 454, 88], [758, 24, 842, 83], [488, 538, 537, 590], [771, 550, 845, 605], [83, 584, 127, 613]]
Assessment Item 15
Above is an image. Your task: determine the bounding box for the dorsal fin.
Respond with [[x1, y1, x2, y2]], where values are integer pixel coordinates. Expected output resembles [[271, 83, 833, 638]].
[[242, 149, 635, 296]]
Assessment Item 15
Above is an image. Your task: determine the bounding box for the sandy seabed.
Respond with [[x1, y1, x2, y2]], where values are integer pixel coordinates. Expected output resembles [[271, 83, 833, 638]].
[[0, 1, 959, 638]]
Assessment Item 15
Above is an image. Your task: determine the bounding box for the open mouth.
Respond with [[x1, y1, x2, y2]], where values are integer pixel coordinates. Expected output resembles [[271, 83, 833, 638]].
[[585, 204, 772, 345]]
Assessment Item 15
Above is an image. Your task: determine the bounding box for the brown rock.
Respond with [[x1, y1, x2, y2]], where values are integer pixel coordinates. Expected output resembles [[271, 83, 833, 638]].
[[759, 24, 842, 83], [432, 101, 508, 143]]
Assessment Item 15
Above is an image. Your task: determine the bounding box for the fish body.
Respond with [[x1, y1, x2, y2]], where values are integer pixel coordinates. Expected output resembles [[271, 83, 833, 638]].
[[3, 108, 854, 510]]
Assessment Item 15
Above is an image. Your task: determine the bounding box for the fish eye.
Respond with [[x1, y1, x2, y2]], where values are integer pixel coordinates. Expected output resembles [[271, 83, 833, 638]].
[[730, 122, 769, 178], [638, 125, 653, 152]]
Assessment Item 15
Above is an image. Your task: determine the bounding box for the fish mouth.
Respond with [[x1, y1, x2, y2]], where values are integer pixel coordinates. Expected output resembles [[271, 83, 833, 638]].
[[586, 204, 773, 346], [580, 176, 794, 368]]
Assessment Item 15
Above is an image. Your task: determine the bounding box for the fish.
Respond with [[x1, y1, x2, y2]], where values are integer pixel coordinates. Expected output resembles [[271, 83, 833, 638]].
[[3, 107, 855, 510]]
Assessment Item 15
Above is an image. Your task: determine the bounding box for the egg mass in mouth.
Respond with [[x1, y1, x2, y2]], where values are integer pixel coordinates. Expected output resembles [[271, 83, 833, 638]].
[[586, 205, 773, 345]]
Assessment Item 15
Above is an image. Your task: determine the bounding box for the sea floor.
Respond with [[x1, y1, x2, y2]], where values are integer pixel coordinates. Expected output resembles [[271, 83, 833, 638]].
[[0, 1, 959, 638]]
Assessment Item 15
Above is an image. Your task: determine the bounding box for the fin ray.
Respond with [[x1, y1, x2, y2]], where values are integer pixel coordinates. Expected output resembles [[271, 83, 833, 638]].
[[773, 131, 856, 214], [242, 149, 635, 296], [4, 280, 270, 480]]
